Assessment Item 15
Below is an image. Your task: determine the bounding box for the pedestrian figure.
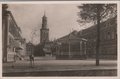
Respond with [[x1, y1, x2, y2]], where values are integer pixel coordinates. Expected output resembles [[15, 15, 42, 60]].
[[29, 55, 34, 68]]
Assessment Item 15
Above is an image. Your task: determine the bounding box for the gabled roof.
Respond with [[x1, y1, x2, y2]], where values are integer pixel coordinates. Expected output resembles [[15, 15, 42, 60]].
[[56, 31, 87, 43]]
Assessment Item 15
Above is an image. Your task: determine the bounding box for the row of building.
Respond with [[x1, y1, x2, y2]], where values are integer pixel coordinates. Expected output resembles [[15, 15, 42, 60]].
[[33, 10, 117, 60], [54, 16, 117, 59], [2, 4, 117, 62], [2, 4, 27, 62], [78, 16, 117, 59], [2, 4, 51, 62], [2, 4, 45, 62], [53, 31, 87, 59]]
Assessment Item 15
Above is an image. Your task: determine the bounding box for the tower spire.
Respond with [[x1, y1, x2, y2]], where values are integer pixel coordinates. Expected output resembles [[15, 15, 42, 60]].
[[44, 10, 46, 17]]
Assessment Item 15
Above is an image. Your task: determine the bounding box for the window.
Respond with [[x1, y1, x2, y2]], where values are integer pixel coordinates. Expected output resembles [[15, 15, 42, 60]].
[[107, 32, 111, 40]]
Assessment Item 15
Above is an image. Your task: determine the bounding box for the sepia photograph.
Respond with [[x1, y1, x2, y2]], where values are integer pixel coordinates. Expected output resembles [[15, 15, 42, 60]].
[[2, 2, 118, 77]]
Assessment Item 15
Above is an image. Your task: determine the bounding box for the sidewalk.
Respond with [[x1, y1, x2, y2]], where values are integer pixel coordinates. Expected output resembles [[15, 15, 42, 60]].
[[3, 59, 117, 74]]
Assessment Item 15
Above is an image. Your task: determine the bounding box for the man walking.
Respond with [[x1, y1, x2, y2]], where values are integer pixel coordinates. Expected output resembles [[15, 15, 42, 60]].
[[29, 54, 34, 68]]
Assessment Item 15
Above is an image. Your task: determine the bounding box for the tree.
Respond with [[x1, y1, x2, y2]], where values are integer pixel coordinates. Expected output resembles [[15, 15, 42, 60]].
[[77, 4, 117, 66]]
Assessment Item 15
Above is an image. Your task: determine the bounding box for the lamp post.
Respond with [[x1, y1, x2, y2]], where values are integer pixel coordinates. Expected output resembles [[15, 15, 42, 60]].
[[57, 42, 61, 55], [68, 40, 71, 59]]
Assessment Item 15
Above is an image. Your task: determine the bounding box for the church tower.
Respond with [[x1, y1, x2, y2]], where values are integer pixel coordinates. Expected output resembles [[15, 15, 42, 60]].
[[40, 12, 49, 44]]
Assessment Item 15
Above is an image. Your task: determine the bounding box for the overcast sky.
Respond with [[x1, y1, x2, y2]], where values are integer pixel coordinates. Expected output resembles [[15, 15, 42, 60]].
[[8, 4, 87, 45]]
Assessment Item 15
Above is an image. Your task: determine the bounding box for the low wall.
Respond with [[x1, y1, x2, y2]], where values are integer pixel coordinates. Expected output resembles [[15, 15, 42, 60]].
[[56, 55, 87, 60], [87, 54, 117, 60], [56, 54, 117, 60]]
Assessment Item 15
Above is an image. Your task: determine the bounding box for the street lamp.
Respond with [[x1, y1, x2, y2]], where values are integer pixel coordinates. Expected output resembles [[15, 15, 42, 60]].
[[57, 42, 62, 55], [68, 39, 71, 59]]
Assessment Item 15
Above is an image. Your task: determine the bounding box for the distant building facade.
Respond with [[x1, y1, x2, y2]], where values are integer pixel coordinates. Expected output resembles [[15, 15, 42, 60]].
[[26, 42, 34, 56], [55, 17, 117, 60], [20, 39, 26, 56], [55, 31, 87, 59], [2, 4, 26, 62], [78, 17, 117, 59]]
